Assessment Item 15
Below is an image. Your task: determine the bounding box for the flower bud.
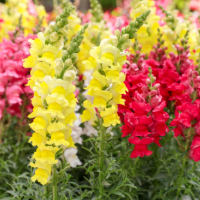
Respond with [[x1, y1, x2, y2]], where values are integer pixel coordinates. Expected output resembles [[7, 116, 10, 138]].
[[63, 69, 76, 82], [71, 53, 78, 63], [154, 83, 160, 89], [109, 36, 118, 46], [50, 32, 59, 43], [146, 78, 151, 84], [122, 34, 129, 40], [136, 50, 140, 55], [114, 29, 120, 38], [57, 21, 63, 28], [65, 58, 72, 66], [55, 58, 64, 75]]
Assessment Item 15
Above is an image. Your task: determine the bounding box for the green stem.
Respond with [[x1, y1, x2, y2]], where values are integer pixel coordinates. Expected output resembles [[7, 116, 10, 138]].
[[176, 155, 186, 198], [99, 119, 105, 194], [176, 127, 191, 198], [0, 111, 6, 144], [53, 166, 58, 200], [45, 185, 49, 198], [0, 120, 3, 144], [132, 157, 139, 178]]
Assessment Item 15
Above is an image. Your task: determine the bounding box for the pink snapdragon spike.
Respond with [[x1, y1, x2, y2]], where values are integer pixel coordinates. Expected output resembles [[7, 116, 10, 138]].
[[154, 0, 171, 20], [104, 11, 130, 32], [0, 31, 36, 120], [27, 0, 38, 17], [81, 9, 130, 33]]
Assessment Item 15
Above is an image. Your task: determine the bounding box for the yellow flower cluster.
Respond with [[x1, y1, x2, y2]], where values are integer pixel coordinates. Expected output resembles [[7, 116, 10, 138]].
[[0, 0, 47, 40], [80, 35, 129, 127], [77, 0, 111, 74], [130, 0, 200, 60], [23, 7, 87, 185], [77, 21, 111, 74], [130, 0, 161, 54], [80, 11, 150, 127]]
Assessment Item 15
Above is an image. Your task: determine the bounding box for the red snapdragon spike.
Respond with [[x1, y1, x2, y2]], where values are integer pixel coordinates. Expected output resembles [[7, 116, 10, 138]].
[[190, 146, 200, 162], [119, 53, 169, 158], [177, 103, 199, 118], [190, 137, 200, 161], [174, 126, 184, 137], [130, 144, 153, 158], [121, 125, 132, 137], [194, 121, 200, 135], [171, 112, 192, 128], [129, 137, 154, 158], [130, 102, 151, 114], [170, 101, 200, 138]]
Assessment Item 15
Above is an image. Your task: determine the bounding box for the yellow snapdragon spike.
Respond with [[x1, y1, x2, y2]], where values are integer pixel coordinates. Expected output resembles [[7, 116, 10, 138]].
[[80, 10, 150, 128], [47, 131, 70, 146], [80, 35, 129, 127], [100, 106, 121, 127], [29, 132, 46, 146], [73, 0, 112, 75], [31, 168, 49, 185], [26, 7, 88, 185], [130, 0, 200, 60]]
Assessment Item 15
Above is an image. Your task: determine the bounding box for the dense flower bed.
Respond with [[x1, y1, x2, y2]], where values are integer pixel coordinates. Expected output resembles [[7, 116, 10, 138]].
[[0, 0, 200, 199]]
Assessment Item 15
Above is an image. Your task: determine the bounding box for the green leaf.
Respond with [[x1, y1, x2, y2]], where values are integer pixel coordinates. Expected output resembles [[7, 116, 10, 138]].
[[101, 180, 111, 186], [112, 191, 125, 198]]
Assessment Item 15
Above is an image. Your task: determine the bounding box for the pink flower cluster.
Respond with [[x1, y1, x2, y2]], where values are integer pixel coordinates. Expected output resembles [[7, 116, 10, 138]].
[[0, 31, 36, 119], [104, 10, 130, 32], [81, 7, 130, 33], [189, 0, 200, 11]]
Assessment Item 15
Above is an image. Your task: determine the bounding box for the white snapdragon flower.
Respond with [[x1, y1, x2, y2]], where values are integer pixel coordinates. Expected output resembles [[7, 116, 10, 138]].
[[64, 148, 82, 168], [83, 121, 98, 137], [71, 113, 83, 144]]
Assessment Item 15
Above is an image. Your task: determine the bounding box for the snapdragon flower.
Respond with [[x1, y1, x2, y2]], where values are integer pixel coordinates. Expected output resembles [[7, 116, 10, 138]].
[[77, 0, 112, 74], [24, 6, 88, 185], [81, 11, 150, 127]]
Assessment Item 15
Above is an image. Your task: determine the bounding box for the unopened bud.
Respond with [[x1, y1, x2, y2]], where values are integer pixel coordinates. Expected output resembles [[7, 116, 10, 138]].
[[63, 69, 76, 82], [57, 21, 63, 27], [122, 34, 129, 40], [114, 29, 120, 38], [65, 58, 72, 66], [136, 50, 140, 55], [146, 78, 151, 84], [125, 26, 130, 33], [55, 58, 64, 75], [50, 32, 59, 43], [154, 83, 160, 89]]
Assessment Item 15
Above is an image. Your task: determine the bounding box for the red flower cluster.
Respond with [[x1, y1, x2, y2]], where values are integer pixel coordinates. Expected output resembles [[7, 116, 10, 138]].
[[119, 37, 200, 161], [119, 53, 169, 158]]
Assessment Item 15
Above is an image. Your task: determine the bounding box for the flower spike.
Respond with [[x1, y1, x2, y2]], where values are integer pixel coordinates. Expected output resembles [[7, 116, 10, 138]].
[[25, 6, 87, 186]]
